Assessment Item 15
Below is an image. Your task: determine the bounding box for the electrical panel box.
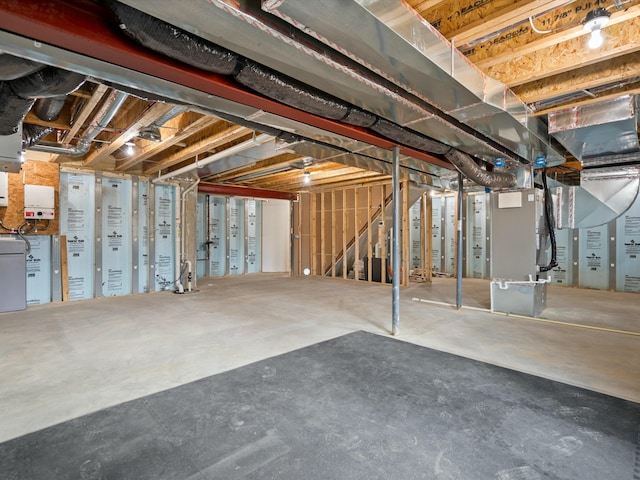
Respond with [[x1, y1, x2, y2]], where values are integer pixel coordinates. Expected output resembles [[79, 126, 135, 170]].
[[24, 184, 55, 219], [0, 172, 8, 207]]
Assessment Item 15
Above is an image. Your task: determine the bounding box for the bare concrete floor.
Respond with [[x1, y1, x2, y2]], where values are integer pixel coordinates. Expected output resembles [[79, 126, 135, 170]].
[[0, 274, 638, 443]]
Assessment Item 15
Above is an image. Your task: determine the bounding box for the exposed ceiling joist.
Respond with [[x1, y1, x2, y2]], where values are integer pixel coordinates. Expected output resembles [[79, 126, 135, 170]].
[[143, 124, 251, 175], [514, 50, 640, 104], [115, 114, 217, 171], [83, 101, 174, 166], [487, 14, 640, 87]]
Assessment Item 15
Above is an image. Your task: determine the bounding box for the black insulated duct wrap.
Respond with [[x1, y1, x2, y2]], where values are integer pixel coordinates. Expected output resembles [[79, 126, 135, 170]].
[[370, 117, 450, 155], [103, 0, 239, 75], [341, 107, 377, 128], [33, 96, 66, 122], [234, 61, 352, 121], [0, 54, 44, 81], [10, 67, 86, 99], [0, 82, 35, 135], [445, 149, 516, 189], [22, 124, 53, 149]]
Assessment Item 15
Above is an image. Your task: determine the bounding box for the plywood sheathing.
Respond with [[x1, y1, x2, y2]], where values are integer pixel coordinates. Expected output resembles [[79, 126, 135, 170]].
[[514, 50, 640, 104], [1, 160, 60, 235], [486, 13, 640, 87]]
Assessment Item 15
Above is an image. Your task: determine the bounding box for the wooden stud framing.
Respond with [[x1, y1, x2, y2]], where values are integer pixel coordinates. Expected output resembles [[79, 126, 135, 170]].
[[342, 189, 348, 279], [402, 180, 410, 287], [367, 186, 373, 283], [321, 192, 326, 276], [424, 193, 433, 282], [311, 193, 317, 275], [331, 191, 336, 278], [354, 187, 360, 281]]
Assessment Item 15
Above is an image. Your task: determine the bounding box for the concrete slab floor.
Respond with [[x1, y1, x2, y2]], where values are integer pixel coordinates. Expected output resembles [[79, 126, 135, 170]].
[[0, 274, 638, 443]]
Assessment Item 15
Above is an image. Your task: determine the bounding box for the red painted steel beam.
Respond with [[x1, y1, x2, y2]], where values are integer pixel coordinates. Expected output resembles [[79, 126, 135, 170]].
[[198, 183, 298, 201], [0, 0, 451, 170]]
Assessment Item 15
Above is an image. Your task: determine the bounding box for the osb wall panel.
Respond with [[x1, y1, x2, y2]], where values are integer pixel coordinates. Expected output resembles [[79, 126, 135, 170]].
[[1, 160, 60, 235]]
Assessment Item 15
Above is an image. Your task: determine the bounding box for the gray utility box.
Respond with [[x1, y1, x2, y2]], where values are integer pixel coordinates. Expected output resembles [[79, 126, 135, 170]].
[[0, 238, 26, 312], [490, 279, 547, 317]]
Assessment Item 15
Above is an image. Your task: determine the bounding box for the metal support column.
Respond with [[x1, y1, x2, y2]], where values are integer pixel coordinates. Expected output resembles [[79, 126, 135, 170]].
[[391, 147, 400, 336], [456, 171, 463, 309]]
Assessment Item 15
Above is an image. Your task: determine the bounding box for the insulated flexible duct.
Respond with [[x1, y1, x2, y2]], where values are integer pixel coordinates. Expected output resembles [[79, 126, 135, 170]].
[[370, 117, 450, 155], [104, 0, 240, 75], [0, 56, 86, 137], [33, 96, 66, 122], [102, 1, 519, 188], [10, 66, 86, 99], [22, 124, 53, 149], [0, 54, 43, 80], [234, 60, 377, 127], [0, 82, 35, 135], [103, 1, 446, 150], [445, 149, 516, 189]]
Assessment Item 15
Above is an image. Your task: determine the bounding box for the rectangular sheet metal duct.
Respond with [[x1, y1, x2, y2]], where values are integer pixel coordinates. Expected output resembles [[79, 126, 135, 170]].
[[263, 0, 563, 166], [548, 95, 640, 161], [119, 0, 558, 165]]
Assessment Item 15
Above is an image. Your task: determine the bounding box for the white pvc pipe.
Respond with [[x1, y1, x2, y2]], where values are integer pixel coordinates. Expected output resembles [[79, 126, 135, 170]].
[[153, 133, 272, 183], [180, 179, 200, 292], [174, 184, 184, 293]]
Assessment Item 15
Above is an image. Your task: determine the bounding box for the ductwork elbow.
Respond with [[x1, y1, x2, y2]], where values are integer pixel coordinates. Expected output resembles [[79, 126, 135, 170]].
[[445, 149, 516, 189]]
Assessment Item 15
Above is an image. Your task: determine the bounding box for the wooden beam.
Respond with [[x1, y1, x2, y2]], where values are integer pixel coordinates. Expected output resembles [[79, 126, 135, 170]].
[[48, 84, 109, 162], [83, 101, 174, 167], [485, 14, 640, 87], [514, 50, 640, 104], [311, 193, 317, 275], [407, 0, 444, 14], [449, 0, 571, 46], [115, 114, 216, 171], [143, 125, 251, 174], [470, 4, 640, 70]]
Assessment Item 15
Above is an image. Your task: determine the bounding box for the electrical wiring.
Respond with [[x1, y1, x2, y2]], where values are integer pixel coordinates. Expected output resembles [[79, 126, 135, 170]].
[[538, 169, 558, 273]]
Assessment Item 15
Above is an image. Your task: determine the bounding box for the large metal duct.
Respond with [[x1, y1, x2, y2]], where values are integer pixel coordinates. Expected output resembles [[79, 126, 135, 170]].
[[549, 167, 640, 229], [263, 0, 563, 167], [548, 95, 640, 162], [116, 0, 530, 165], [107, 0, 520, 187]]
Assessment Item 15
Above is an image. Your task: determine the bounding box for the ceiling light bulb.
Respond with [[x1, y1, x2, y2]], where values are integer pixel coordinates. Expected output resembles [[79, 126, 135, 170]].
[[125, 142, 134, 156], [588, 29, 604, 49], [303, 171, 311, 184], [583, 8, 610, 49]]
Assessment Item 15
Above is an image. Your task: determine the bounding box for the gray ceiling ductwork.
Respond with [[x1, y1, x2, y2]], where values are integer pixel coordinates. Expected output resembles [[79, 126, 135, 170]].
[[264, 0, 564, 167], [0, 55, 86, 136], [0, 54, 44, 81], [114, 0, 536, 167], [105, 0, 449, 157], [33, 96, 67, 122], [548, 95, 640, 162], [30, 89, 128, 157], [549, 167, 640, 229], [22, 124, 53, 149], [445, 149, 517, 189]]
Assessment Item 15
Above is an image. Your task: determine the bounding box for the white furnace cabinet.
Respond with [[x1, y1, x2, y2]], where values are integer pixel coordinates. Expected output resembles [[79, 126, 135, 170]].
[[0, 237, 26, 312]]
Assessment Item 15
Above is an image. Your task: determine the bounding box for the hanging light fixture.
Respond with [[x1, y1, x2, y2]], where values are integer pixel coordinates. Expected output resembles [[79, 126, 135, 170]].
[[125, 141, 135, 156], [583, 8, 610, 49], [303, 170, 311, 184]]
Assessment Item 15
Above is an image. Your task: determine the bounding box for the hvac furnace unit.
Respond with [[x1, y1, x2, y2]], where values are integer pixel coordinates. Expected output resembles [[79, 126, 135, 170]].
[[490, 188, 549, 317], [0, 238, 26, 312]]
